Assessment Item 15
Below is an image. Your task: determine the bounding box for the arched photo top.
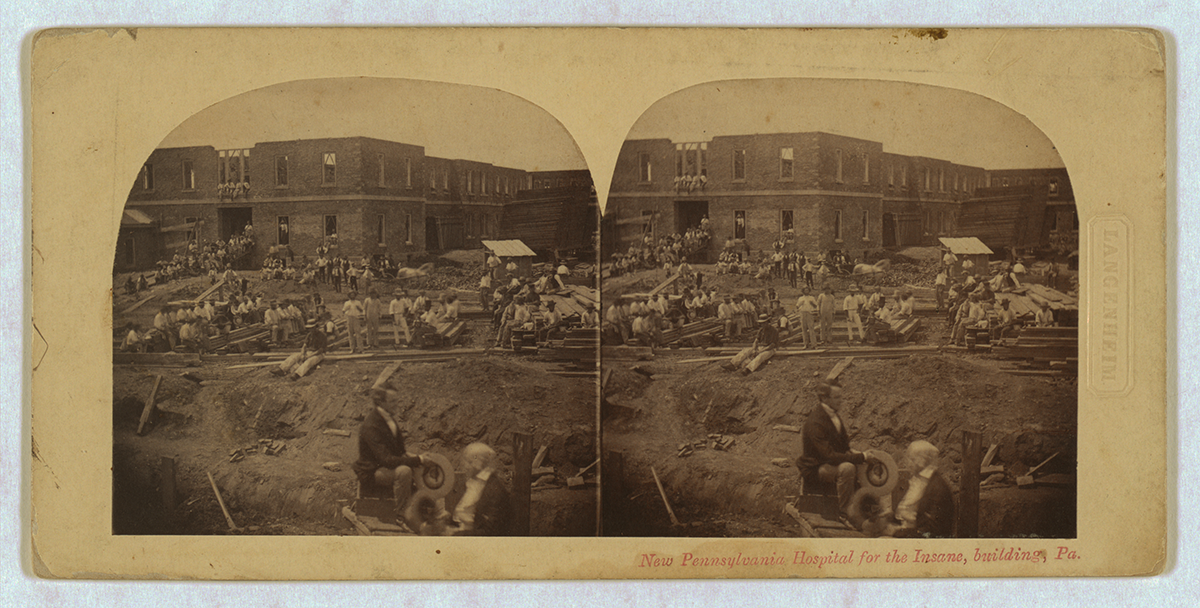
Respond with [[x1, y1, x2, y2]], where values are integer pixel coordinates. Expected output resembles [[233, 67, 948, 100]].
[[603, 78, 1076, 262]]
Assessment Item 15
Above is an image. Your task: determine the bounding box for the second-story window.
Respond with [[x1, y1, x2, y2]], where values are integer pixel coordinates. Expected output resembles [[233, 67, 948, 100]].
[[141, 163, 154, 190], [378, 154, 387, 187], [834, 149, 843, 183], [639, 153, 652, 183], [322, 153, 336, 185], [733, 149, 746, 181], [181, 160, 194, 190], [780, 147, 794, 181], [862, 154, 870, 184], [275, 156, 288, 187], [405, 157, 412, 189]]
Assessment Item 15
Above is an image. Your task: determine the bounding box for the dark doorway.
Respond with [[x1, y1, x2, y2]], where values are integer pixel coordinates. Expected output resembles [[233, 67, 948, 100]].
[[882, 213, 896, 247], [425, 216, 440, 251], [675, 200, 709, 234], [218, 207, 253, 241]]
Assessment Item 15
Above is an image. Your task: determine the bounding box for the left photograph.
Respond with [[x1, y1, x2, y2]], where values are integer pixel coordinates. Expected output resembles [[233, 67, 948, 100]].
[[110, 78, 600, 536]]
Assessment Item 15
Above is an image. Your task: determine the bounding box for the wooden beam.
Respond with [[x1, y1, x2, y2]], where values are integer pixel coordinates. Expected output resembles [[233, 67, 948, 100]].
[[121, 292, 159, 314], [531, 445, 549, 469], [341, 505, 373, 536], [784, 502, 819, 538], [207, 471, 239, 532], [512, 431, 533, 536], [1026, 452, 1060, 477], [958, 430, 982, 538], [981, 443, 999, 468], [826, 356, 855, 383], [650, 466, 681, 526], [190, 279, 226, 304], [137, 375, 164, 436], [372, 362, 404, 390]]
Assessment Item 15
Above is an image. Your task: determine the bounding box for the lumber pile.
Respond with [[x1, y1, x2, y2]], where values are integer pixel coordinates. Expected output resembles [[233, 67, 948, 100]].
[[540, 328, 599, 363], [992, 326, 1078, 376]]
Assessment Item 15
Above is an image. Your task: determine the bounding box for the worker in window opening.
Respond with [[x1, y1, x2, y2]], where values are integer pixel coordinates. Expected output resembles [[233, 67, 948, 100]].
[[1036, 301, 1056, 327], [724, 305, 781, 375], [272, 311, 329, 380], [354, 385, 429, 521], [817, 285, 837, 346], [797, 380, 878, 523]]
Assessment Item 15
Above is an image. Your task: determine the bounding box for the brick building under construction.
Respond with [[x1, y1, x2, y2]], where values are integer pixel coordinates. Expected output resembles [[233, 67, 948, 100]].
[[604, 131, 1076, 259], [116, 136, 596, 272]]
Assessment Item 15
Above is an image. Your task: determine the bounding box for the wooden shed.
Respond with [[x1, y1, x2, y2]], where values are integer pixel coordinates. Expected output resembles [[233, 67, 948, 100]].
[[482, 239, 537, 279], [939, 236, 993, 278]]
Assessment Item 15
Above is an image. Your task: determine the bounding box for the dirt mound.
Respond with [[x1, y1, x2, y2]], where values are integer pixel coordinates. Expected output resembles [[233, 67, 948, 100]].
[[602, 352, 1077, 536], [113, 354, 596, 535]]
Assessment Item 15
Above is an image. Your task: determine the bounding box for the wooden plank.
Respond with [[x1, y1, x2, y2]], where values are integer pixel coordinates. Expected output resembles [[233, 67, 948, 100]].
[[341, 505, 373, 536], [190, 279, 226, 304], [1027, 452, 1060, 477], [512, 432, 533, 536], [649, 273, 680, 296], [121, 292, 159, 314], [784, 502, 819, 537], [981, 443, 999, 468], [532, 445, 549, 469], [207, 471, 240, 532], [826, 356, 855, 383], [958, 430, 982, 538], [137, 375, 164, 436], [650, 465, 681, 526]]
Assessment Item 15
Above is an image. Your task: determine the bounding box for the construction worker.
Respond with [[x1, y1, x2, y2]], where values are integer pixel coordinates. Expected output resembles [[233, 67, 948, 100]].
[[817, 285, 837, 345], [272, 312, 330, 380], [725, 306, 782, 375], [342, 291, 365, 354], [794, 287, 818, 349]]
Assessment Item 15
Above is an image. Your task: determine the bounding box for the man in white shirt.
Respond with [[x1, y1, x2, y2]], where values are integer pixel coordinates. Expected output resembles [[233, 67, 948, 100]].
[[844, 285, 865, 343], [717, 295, 741, 340], [364, 290, 383, 349], [390, 289, 413, 348], [1036, 301, 1055, 327], [342, 291, 365, 353], [793, 288, 818, 349]]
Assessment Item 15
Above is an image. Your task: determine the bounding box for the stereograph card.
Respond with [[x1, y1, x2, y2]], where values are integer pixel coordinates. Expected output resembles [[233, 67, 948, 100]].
[[28, 27, 1166, 579]]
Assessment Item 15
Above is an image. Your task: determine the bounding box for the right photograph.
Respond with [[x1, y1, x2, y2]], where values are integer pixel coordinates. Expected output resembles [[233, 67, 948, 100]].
[[599, 79, 1078, 539]]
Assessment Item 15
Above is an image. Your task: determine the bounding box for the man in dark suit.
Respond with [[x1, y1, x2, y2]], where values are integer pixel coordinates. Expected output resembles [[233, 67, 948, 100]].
[[353, 386, 427, 513], [797, 380, 867, 520]]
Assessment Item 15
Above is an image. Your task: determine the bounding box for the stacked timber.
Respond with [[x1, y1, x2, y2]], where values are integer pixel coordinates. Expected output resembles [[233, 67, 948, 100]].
[[992, 326, 1078, 376], [540, 327, 598, 363]]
